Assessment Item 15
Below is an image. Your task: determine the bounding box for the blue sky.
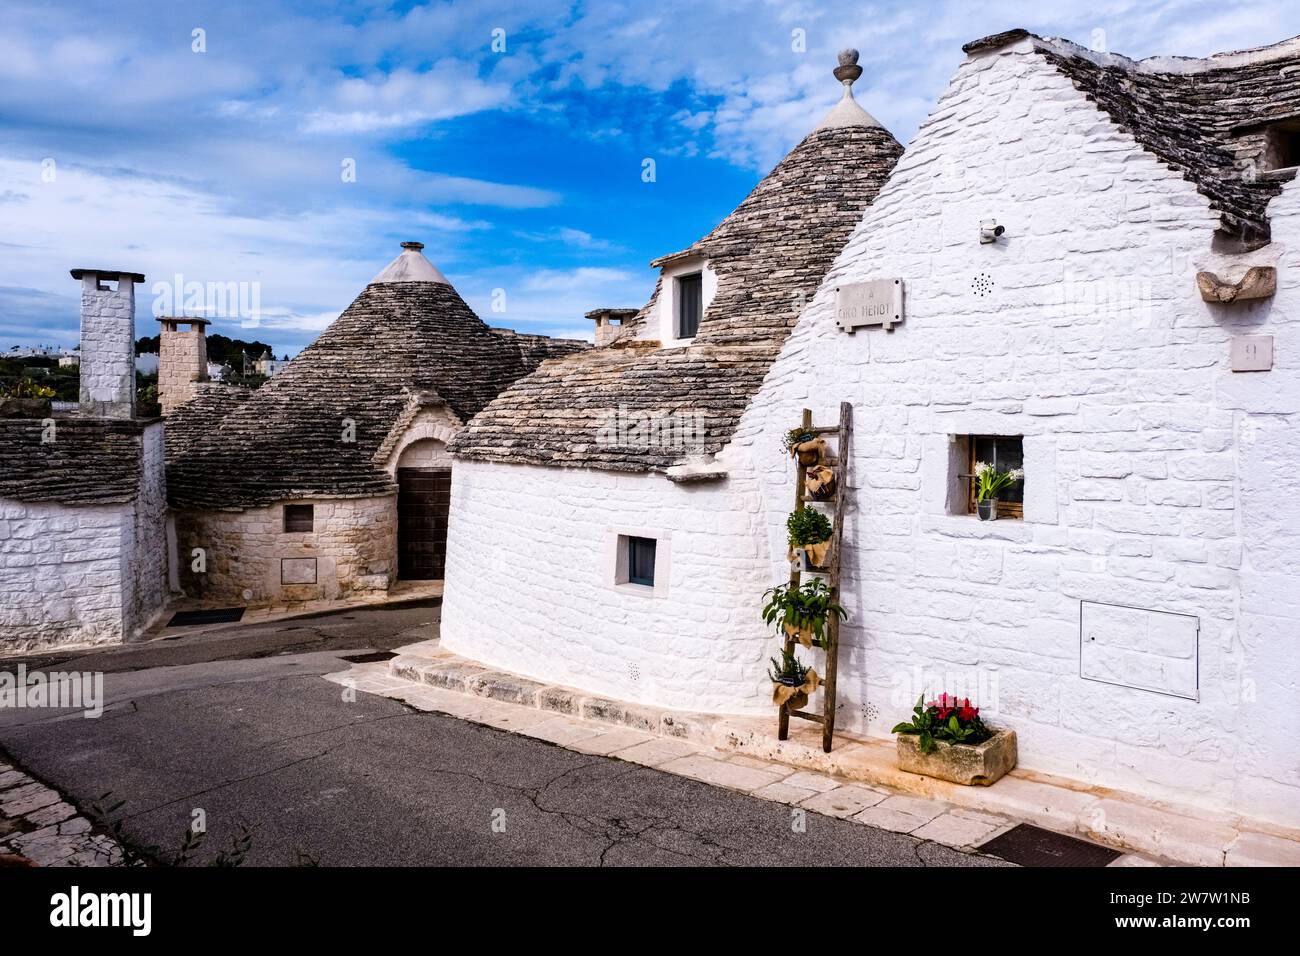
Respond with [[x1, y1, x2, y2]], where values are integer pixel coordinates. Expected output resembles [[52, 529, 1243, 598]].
[[2, 0, 1298, 356]]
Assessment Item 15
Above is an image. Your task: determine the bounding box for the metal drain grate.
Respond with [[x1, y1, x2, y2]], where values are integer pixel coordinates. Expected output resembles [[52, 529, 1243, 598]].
[[340, 651, 398, 664], [166, 607, 245, 627], [978, 823, 1122, 867]]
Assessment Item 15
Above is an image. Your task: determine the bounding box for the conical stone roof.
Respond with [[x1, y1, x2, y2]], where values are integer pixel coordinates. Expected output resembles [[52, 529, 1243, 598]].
[[451, 53, 904, 472], [166, 246, 586, 509]]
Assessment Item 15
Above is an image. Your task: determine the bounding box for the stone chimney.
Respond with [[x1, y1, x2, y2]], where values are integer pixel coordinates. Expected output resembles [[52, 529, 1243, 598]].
[[158, 316, 211, 414], [585, 307, 639, 347], [70, 268, 145, 418]]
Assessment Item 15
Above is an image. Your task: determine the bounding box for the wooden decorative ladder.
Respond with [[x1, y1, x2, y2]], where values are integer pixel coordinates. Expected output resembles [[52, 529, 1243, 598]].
[[778, 402, 852, 753]]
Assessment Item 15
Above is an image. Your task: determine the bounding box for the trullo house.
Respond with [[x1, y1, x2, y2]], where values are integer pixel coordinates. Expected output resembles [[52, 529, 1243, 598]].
[[441, 33, 1300, 830], [162, 243, 584, 606], [0, 270, 168, 654]]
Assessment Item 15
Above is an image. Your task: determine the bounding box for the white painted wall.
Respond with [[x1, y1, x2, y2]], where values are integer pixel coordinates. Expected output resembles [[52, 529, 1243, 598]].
[[441, 459, 772, 713], [732, 40, 1300, 827], [0, 425, 169, 653], [444, 41, 1300, 827], [0, 498, 130, 654]]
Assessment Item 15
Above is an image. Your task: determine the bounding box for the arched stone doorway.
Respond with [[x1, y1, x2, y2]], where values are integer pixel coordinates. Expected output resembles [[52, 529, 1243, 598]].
[[394, 438, 451, 580]]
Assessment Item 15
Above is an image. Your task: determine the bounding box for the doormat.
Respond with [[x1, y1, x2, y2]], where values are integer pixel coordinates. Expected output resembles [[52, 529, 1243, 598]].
[[166, 608, 246, 627], [340, 651, 397, 664], [978, 823, 1123, 867]]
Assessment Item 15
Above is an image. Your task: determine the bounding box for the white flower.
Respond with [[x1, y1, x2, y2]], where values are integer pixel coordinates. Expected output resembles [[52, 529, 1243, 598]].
[[974, 461, 991, 477]]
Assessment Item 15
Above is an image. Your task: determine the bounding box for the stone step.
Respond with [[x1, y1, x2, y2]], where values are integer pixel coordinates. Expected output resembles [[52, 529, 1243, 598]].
[[387, 651, 720, 743]]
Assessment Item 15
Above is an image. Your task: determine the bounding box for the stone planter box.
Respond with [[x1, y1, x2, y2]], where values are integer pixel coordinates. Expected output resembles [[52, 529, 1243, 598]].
[[896, 729, 1017, 786]]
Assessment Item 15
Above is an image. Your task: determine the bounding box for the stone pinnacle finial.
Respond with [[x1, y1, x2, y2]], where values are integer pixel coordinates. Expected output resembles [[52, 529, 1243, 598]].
[[833, 48, 863, 86], [400, 241, 425, 251], [814, 47, 881, 130]]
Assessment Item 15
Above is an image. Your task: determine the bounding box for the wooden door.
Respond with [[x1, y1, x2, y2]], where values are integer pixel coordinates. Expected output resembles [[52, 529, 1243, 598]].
[[397, 468, 451, 580]]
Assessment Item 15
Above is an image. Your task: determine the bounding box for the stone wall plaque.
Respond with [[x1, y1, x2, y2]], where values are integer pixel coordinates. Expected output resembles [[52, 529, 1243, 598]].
[[281, 557, 318, 585], [1079, 600, 1199, 700], [1231, 334, 1273, 372], [836, 279, 903, 333]]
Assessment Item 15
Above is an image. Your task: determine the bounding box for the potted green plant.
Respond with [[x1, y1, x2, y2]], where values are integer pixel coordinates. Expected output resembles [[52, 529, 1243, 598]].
[[767, 648, 820, 710], [891, 693, 1017, 786], [0, 379, 55, 418], [972, 461, 1024, 521], [761, 579, 847, 648], [787, 506, 833, 570]]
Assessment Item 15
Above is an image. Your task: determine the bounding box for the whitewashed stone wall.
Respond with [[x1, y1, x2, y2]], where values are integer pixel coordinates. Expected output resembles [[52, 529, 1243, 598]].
[[0, 499, 128, 653], [731, 41, 1300, 827], [441, 459, 771, 713], [78, 275, 136, 418], [0, 424, 168, 654], [174, 495, 397, 605], [443, 40, 1300, 828]]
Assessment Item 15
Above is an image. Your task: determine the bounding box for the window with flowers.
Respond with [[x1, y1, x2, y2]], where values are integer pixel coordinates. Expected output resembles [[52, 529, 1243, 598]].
[[965, 435, 1024, 518]]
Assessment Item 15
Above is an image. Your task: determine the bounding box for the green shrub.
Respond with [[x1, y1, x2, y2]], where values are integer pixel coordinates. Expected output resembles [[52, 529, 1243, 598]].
[[786, 506, 832, 548]]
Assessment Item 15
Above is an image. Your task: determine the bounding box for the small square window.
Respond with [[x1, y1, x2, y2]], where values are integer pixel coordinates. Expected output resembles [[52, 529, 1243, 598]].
[[675, 273, 702, 339], [284, 504, 314, 533], [966, 436, 1024, 519], [627, 536, 657, 586]]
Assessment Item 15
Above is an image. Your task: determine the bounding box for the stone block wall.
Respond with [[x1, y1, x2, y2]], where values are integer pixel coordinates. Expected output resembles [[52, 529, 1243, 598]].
[[121, 422, 169, 635], [174, 495, 397, 606], [0, 498, 130, 654], [77, 275, 136, 418], [158, 324, 208, 414]]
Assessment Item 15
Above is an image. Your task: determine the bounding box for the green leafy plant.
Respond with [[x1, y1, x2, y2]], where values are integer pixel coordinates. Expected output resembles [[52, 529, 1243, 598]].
[[786, 506, 832, 548], [782, 426, 816, 455], [761, 579, 847, 647], [767, 648, 812, 686], [891, 693, 993, 754], [1, 378, 55, 400], [973, 461, 1024, 503]]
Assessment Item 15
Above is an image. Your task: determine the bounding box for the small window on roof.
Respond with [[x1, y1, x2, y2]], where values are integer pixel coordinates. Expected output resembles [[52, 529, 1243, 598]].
[[284, 504, 314, 533], [676, 273, 702, 339], [1262, 122, 1300, 171]]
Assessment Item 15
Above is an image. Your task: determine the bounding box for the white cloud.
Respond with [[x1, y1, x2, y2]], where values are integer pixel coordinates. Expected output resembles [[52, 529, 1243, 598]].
[[302, 62, 511, 133]]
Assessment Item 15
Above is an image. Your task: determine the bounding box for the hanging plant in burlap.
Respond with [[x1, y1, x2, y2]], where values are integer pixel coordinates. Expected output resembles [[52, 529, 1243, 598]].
[[768, 649, 821, 710], [791, 437, 827, 467], [805, 464, 836, 501]]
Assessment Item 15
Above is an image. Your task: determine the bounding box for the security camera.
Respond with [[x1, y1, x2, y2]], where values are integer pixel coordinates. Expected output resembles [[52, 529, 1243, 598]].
[[980, 220, 1006, 243]]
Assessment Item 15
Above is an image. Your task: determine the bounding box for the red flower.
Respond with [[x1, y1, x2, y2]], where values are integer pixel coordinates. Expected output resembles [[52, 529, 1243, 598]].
[[959, 704, 978, 721]]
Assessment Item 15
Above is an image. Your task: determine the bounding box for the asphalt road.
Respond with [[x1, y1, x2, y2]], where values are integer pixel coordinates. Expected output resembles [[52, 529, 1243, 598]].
[[0, 603, 1003, 866]]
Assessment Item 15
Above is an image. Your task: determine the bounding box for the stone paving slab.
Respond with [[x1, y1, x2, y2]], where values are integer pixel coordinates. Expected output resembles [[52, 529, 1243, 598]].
[[0, 755, 126, 867], [319, 645, 1300, 867]]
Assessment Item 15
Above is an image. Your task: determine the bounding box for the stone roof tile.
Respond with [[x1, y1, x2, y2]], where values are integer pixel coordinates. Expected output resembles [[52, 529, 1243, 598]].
[[0, 417, 148, 505]]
